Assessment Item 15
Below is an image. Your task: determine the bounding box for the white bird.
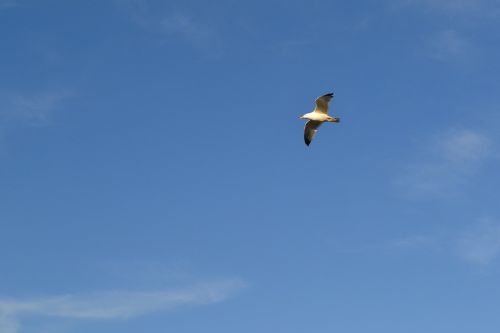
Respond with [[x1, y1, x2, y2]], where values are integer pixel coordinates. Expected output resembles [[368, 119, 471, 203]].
[[299, 92, 340, 146]]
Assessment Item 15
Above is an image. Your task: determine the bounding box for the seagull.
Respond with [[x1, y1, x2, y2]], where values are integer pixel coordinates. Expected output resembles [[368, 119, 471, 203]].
[[299, 92, 340, 146]]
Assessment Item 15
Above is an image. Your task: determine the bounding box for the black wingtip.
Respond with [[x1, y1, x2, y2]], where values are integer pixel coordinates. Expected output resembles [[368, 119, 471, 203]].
[[324, 92, 334, 97]]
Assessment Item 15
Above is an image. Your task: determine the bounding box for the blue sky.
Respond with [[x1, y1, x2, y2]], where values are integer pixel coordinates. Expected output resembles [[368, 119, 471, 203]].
[[1, 0, 500, 332]]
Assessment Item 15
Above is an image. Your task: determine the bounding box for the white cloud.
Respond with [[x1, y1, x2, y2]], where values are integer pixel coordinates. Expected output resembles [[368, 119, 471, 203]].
[[439, 128, 491, 162], [114, 0, 150, 26], [160, 13, 220, 53], [0, 279, 245, 333], [456, 219, 500, 265], [408, 0, 482, 11], [0, 0, 18, 9], [1, 90, 71, 126], [426, 29, 472, 61], [397, 128, 494, 196], [396, 0, 498, 14], [115, 2, 220, 53], [0, 90, 71, 157], [389, 235, 435, 248], [162, 14, 207, 39], [386, 219, 500, 267], [0, 314, 18, 333]]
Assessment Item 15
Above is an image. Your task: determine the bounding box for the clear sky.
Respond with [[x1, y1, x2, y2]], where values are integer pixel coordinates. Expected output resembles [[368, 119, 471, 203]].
[[1, 0, 500, 332]]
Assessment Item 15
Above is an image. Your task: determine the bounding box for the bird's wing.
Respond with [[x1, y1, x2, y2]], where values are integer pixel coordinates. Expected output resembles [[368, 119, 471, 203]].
[[314, 92, 334, 114], [304, 120, 323, 146]]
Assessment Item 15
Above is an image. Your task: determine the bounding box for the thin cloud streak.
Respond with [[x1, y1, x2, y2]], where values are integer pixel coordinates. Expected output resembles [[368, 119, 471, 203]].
[[115, 1, 221, 54], [0, 314, 18, 333], [389, 235, 436, 248], [409, 0, 481, 11], [428, 29, 470, 61], [395, 0, 498, 14], [160, 13, 222, 56], [397, 128, 493, 197], [1, 90, 72, 126], [0, 0, 18, 9], [0, 279, 245, 333], [162, 13, 212, 43], [456, 219, 500, 265], [376, 218, 500, 266]]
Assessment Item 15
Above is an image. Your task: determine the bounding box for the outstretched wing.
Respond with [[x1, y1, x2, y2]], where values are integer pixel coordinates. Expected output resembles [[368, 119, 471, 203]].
[[314, 92, 334, 114], [304, 120, 322, 146]]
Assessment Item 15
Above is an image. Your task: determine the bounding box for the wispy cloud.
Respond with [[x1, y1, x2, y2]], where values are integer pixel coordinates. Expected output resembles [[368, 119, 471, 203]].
[[439, 129, 491, 162], [1, 90, 71, 126], [0, 90, 71, 155], [405, 0, 483, 11], [114, 0, 150, 26], [395, 0, 499, 15], [0, 314, 18, 333], [0, 0, 19, 9], [0, 279, 245, 333], [161, 13, 215, 48], [456, 219, 500, 265], [397, 128, 494, 197], [427, 29, 471, 61], [378, 218, 500, 267], [115, 1, 221, 54], [389, 235, 436, 248]]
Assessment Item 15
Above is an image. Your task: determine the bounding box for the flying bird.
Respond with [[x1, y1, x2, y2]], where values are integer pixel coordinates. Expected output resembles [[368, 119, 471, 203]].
[[299, 92, 340, 146]]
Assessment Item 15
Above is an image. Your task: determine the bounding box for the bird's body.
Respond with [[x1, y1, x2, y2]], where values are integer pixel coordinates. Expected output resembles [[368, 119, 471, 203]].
[[300, 112, 337, 122], [299, 92, 340, 146]]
